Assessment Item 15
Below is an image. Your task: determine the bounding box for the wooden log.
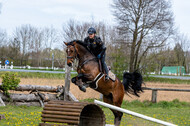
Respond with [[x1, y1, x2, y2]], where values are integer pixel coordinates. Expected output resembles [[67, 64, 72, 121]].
[[4, 101, 42, 106], [39, 123, 71, 126], [142, 87, 190, 92], [41, 118, 79, 125], [43, 107, 81, 112], [0, 92, 60, 102], [45, 104, 84, 109], [42, 110, 80, 116], [14, 102, 41, 106], [41, 114, 79, 120], [0, 84, 60, 92]]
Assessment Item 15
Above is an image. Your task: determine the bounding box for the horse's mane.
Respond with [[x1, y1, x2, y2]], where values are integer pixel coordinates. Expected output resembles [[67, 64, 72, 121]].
[[67, 40, 90, 53]]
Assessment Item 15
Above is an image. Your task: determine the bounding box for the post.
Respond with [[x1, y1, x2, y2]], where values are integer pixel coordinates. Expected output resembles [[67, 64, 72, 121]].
[[0, 96, 5, 106], [151, 90, 157, 103], [10, 62, 13, 69], [52, 53, 54, 70], [64, 60, 71, 101], [0, 61, 1, 69], [99, 93, 103, 100]]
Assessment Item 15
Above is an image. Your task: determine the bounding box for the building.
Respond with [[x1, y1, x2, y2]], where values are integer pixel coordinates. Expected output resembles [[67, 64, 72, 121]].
[[161, 66, 186, 75]]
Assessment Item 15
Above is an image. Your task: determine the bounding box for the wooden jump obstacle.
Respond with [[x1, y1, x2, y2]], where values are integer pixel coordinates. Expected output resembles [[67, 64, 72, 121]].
[[142, 87, 190, 103], [39, 100, 105, 126]]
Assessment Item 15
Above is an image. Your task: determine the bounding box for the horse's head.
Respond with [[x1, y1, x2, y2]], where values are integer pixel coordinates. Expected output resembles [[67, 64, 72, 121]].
[[64, 41, 78, 67]]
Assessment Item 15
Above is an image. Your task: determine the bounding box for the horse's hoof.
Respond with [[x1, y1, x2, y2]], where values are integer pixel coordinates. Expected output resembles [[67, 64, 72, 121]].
[[79, 86, 86, 92]]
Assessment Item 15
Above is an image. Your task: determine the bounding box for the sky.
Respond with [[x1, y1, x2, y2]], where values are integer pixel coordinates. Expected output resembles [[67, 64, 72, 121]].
[[0, 0, 190, 40]]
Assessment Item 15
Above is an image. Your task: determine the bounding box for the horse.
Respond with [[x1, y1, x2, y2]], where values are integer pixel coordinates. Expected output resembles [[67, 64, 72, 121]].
[[64, 40, 143, 126]]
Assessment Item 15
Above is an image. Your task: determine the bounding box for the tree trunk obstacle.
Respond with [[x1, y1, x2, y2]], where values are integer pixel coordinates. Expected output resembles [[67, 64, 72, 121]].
[[39, 100, 106, 126], [0, 84, 77, 106]]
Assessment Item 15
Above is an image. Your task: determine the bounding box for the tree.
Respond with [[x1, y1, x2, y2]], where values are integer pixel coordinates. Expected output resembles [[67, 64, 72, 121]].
[[13, 24, 44, 66], [61, 19, 90, 43], [174, 43, 185, 67], [112, 0, 174, 72], [0, 29, 7, 46]]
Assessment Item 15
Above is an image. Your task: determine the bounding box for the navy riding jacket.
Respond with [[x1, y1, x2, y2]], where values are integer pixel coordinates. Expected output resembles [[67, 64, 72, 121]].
[[84, 36, 106, 56]]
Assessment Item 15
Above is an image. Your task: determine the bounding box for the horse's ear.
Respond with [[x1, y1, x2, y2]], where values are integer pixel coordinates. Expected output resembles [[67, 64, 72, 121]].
[[64, 42, 68, 46]]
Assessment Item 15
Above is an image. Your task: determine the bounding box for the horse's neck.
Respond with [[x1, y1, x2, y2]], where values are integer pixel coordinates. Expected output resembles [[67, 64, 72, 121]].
[[77, 44, 94, 64], [76, 44, 99, 73]]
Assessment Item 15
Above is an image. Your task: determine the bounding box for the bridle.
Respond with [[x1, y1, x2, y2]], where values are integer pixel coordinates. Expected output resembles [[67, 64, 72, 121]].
[[66, 44, 78, 60], [66, 43, 97, 71]]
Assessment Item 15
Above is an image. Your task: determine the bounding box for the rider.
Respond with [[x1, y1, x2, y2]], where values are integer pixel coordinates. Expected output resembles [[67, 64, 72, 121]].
[[84, 27, 109, 81]]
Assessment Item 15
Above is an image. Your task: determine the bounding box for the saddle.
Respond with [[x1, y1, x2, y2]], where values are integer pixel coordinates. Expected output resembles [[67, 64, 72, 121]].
[[83, 63, 116, 89], [108, 70, 116, 82]]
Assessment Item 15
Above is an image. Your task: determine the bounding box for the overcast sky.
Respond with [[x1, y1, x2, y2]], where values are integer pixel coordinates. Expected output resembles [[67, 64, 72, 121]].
[[0, 0, 190, 40]]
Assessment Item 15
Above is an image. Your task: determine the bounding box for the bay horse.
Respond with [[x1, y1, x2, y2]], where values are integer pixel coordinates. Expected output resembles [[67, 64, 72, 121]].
[[64, 40, 143, 126]]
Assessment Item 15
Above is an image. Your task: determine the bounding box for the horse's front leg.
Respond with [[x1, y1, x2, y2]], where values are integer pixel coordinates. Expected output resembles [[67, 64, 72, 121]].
[[71, 73, 84, 84], [76, 79, 86, 92], [71, 74, 86, 92]]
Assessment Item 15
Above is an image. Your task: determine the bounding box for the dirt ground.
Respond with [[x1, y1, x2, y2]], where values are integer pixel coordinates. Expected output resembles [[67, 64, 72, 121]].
[[2, 78, 190, 102]]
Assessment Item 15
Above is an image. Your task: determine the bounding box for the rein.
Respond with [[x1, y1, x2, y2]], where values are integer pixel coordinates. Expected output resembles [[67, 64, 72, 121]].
[[78, 57, 97, 70], [67, 44, 97, 71]]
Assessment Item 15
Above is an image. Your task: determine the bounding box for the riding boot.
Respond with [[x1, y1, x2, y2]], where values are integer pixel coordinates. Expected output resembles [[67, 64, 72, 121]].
[[103, 62, 109, 81], [101, 53, 109, 81]]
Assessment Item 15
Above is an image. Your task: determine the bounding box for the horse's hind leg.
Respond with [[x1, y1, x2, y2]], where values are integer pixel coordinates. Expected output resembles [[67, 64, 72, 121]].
[[103, 94, 123, 126], [111, 110, 123, 126]]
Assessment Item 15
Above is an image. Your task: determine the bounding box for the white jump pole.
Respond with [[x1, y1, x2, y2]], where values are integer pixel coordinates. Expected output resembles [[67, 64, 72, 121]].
[[94, 100, 177, 126]]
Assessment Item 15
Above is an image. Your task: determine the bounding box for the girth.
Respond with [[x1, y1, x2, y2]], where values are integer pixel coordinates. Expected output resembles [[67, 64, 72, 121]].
[[84, 73, 104, 89]]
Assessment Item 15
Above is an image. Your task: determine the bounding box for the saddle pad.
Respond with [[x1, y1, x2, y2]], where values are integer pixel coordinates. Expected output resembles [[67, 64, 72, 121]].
[[108, 71, 116, 81]]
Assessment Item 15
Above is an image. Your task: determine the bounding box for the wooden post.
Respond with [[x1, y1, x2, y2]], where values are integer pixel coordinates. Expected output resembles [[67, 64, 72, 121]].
[[0, 96, 5, 106], [99, 93, 103, 100], [64, 61, 71, 101], [151, 90, 157, 103]]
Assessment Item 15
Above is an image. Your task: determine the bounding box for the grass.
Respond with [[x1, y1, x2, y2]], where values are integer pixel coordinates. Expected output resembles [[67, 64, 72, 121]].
[[0, 105, 42, 126], [144, 76, 190, 84], [82, 99, 190, 126], [0, 99, 189, 126], [0, 71, 77, 79]]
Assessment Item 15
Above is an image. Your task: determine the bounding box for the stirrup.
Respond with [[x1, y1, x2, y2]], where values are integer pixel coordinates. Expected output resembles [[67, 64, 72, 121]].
[[105, 74, 109, 81]]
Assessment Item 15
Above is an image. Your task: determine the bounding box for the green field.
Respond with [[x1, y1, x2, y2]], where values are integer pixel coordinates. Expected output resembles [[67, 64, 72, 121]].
[[0, 71, 77, 79], [0, 99, 189, 126], [143, 76, 190, 84]]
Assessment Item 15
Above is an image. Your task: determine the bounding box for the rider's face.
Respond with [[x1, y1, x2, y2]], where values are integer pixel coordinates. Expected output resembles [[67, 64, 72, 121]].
[[89, 33, 95, 39]]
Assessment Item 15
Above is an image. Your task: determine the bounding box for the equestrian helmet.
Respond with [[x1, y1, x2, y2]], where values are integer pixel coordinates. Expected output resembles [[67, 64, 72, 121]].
[[88, 27, 96, 34]]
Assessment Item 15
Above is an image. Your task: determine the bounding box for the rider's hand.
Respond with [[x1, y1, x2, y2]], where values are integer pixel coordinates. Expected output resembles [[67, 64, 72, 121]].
[[97, 54, 101, 59]]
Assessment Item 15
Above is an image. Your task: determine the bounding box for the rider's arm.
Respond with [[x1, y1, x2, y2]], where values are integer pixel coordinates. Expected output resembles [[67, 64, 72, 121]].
[[96, 37, 104, 46], [99, 44, 106, 56]]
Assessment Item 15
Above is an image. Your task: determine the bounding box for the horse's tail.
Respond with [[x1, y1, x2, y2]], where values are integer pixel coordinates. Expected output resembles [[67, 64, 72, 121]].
[[122, 71, 143, 97]]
